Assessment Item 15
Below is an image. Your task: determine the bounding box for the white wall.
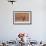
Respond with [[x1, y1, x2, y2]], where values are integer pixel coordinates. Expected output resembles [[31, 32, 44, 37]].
[[0, 0, 46, 41]]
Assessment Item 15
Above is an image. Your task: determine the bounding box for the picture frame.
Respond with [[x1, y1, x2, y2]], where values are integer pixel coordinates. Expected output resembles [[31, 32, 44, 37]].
[[13, 11, 32, 25]]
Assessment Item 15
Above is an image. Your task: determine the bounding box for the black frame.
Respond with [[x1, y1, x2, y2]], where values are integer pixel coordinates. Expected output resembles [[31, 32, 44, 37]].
[[13, 11, 32, 25]]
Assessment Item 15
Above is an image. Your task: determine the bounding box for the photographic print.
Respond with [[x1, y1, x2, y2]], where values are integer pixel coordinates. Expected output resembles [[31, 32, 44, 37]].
[[13, 11, 32, 25]]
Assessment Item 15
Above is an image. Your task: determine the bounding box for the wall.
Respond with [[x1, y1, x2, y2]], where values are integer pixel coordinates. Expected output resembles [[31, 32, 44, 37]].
[[0, 0, 46, 41]]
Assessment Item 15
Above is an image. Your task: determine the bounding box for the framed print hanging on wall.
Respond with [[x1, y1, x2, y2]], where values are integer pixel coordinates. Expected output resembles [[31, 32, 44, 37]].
[[13, 11, 32, 25]]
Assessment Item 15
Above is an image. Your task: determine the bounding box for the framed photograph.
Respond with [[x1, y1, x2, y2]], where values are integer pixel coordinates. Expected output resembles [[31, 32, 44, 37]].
[[13, 11, 32, 25]]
